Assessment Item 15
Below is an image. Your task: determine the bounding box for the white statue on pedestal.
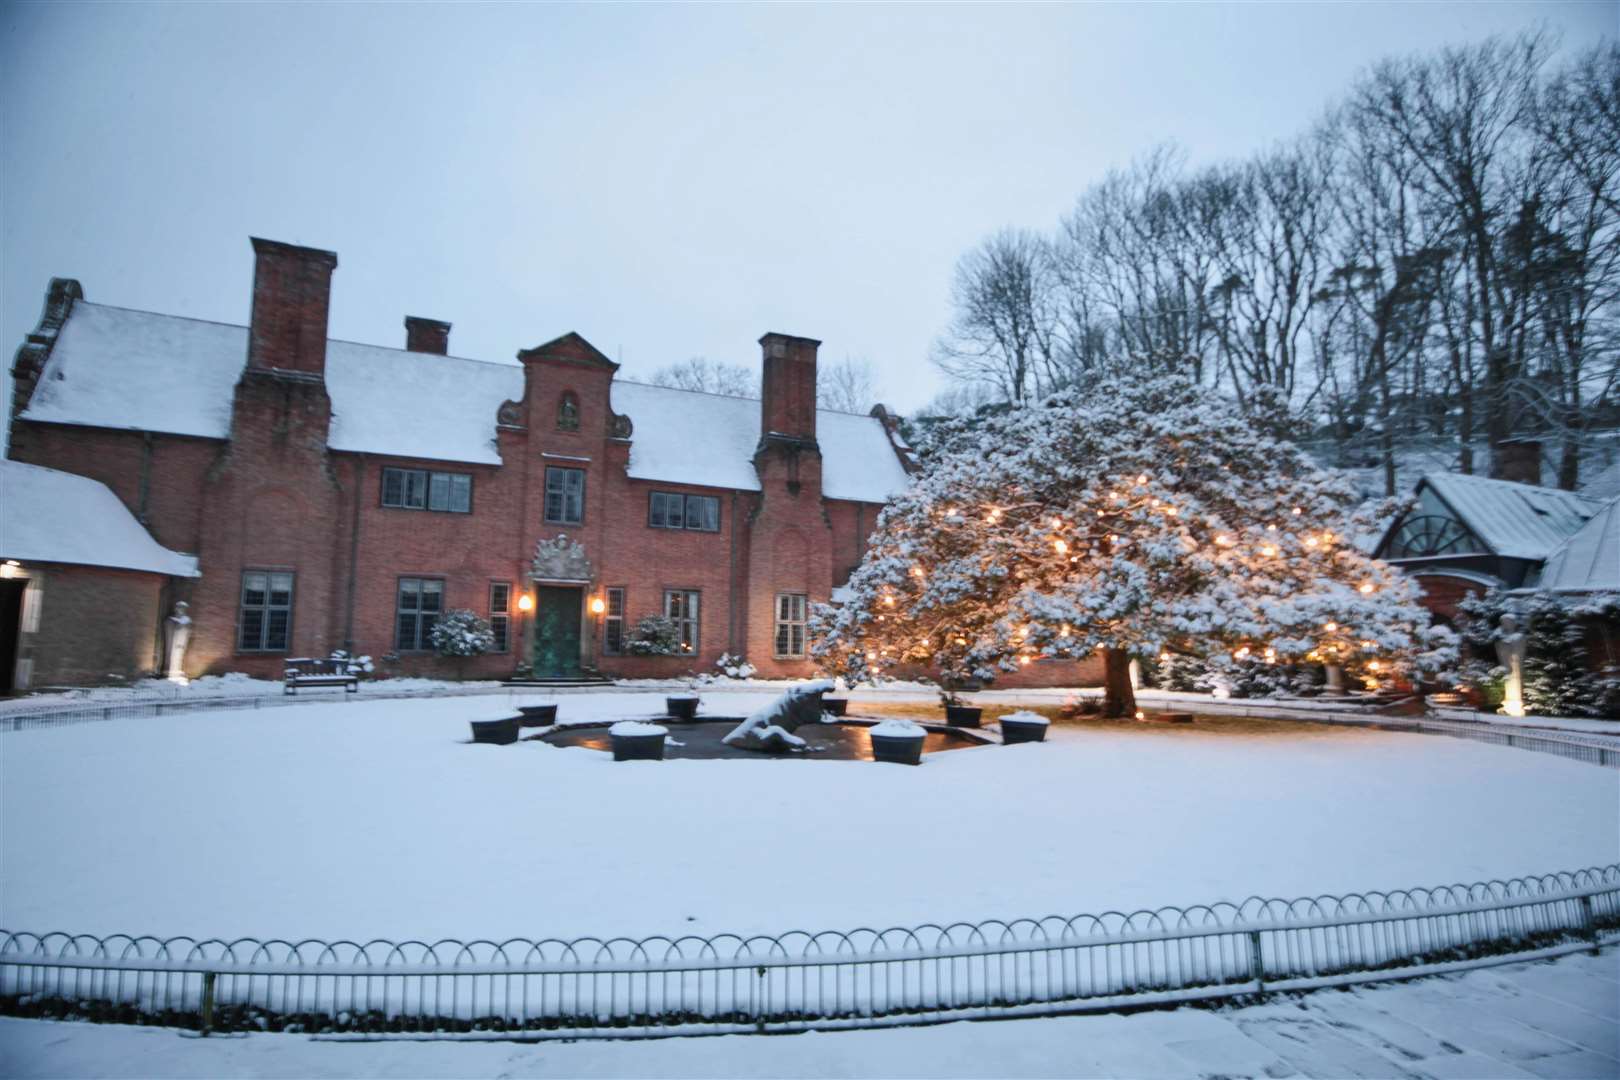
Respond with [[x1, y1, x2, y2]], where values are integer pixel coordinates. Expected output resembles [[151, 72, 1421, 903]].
[[164, 601, 192, 684], [1495, 613, 1527, 718]]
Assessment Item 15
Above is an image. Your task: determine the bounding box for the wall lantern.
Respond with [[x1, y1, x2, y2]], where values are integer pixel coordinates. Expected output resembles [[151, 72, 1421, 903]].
[[590, 597, 607, 615], [517, 593, 534, 613]]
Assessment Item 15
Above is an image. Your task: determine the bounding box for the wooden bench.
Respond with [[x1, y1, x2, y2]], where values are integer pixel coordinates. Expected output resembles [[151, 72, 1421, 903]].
[[283, 657, 360, 696]]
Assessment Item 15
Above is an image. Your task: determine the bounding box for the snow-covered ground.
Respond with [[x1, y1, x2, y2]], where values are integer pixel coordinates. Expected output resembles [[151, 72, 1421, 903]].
[[2, 951, 1615, 1079], [2, 690, 1614, 944]]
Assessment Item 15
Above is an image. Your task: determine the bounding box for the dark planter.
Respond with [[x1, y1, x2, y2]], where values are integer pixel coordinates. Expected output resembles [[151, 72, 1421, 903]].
[[666, 696, 700, 721], [612, 732, 667, 761], [516, 703, 559, 726], [822, 697, 849, 716], [944, 705, 982, 728], [469, 716, 522, 745], [1000, 718, 1047, 744], [870, 733, 924, 766]]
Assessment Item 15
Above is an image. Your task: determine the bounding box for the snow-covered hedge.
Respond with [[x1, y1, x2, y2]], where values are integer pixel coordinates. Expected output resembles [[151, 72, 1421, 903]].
[[624, 616, 683, 657], [430, 610, 495, 658], [1458, 589, 1620, 719]]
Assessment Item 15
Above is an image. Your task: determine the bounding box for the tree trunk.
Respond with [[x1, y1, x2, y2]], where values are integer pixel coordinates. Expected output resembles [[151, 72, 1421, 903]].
[[1102, 649, 1137, 718]]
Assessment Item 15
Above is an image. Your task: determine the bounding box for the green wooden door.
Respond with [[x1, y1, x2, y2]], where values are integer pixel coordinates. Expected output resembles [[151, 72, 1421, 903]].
[[532, 586, 582, 678]]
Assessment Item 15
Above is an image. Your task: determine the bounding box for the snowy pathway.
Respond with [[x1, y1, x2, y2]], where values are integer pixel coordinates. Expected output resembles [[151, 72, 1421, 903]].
[[2, 952, 1614, 1078]]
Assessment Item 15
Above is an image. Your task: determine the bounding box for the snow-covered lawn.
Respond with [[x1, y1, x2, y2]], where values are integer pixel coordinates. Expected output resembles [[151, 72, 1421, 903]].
[[2, 952, 1615, 1079], [1, 690, 1616, 944]]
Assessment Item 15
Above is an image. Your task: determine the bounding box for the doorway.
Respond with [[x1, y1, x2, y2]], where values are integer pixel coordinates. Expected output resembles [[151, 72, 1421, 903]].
[[0, 579, 26, 695], [531, 585, 582, 678]]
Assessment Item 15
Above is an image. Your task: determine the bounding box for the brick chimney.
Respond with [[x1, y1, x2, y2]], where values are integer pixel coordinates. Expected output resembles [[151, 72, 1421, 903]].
[[759, 332, 820, 445], [247, 237, 338, 378], [405, 316, 451, 355], [1493, 438, 1543, 485]]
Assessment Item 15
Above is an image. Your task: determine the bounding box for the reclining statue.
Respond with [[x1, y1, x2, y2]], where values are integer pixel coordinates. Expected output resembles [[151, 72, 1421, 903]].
[[722, 680, 837, 752]]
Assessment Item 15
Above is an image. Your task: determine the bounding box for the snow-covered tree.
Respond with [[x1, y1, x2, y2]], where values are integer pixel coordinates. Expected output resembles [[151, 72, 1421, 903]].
[[811, 373, 1455, 716]]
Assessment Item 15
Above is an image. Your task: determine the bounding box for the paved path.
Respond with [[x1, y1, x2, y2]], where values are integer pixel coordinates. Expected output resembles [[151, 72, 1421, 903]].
[[3, 952, 1615, 1078]]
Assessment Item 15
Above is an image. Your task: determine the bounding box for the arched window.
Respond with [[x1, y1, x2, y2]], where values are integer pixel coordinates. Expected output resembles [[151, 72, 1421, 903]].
[[556, 392, 580, 432]]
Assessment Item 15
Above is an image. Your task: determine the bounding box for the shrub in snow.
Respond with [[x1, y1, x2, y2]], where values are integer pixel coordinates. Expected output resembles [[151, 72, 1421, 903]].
[[1458, 589, 1620, 719], [710, 652, 757, 680], [329, 650, 374, 675], [430, 610, 495, 658], [624, 615, 683, 656], [811, 373, 1455, 718]]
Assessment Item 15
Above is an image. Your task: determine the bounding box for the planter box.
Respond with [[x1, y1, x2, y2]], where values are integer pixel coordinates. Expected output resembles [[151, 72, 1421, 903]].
[[666, 696, 700, 721], [1000, 718, 1047, 744], [612, 732, 667, 761], [870, 733, 924, 766], [469, 716, 522, 745], [516, 703, 559, 726], [821, 697, 849, 716], [944, 705, 982, 728]]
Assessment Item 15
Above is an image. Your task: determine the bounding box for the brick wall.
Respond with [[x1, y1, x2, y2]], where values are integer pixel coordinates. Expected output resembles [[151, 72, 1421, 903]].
[[16, 564, 166, 686]]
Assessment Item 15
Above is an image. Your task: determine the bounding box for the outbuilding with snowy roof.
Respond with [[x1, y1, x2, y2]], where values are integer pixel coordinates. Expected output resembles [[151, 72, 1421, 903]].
[[1373, 470, 1606, 620]]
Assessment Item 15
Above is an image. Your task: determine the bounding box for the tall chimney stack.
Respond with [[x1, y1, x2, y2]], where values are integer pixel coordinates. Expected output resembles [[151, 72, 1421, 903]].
[[1493, 438, 1543, 486], [247, 237, 338, 378], [758, 332, 820, 445], [405, 316, 451, 355]]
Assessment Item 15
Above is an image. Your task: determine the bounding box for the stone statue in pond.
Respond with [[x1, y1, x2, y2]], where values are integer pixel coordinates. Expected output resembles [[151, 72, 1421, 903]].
[[722, 680, 837, 752]]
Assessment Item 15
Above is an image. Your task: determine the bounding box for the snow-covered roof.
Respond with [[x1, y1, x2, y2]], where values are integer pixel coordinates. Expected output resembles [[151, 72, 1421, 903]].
[[1419, 471, 1601, 561], [609, 381, 910, 502], [0, 460, 200, 577], [21, 302, 911, 501], [1528, 497, 1620, 594]]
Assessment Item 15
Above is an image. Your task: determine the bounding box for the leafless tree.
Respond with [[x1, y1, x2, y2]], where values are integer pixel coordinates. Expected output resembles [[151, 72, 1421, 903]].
[[647, 356, 758, 398], [817, 355, 880, 413], [933, 228, 1065, 403]]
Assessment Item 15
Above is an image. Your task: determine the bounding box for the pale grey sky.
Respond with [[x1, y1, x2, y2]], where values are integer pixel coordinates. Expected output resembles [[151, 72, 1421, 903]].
[[2, 1, 1615, 431]]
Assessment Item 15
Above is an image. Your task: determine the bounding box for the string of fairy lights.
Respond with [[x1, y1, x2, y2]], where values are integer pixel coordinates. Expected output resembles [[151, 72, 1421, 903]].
[[858, 470, 1393, 689]]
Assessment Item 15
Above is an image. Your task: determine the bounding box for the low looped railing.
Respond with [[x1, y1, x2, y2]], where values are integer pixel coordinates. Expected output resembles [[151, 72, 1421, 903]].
[[4, 864, 1615, 1039]]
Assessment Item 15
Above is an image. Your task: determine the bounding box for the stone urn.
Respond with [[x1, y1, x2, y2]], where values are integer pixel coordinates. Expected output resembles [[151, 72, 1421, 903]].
[[998, 710, 1049, 744], [516, 701, 559, 726], [944, 704, 982, 728], [822, 697, 849, 717], [869, 720, 926, 765], [469, 713, 522, 745], [665, 695, 700, 721], [611, 721, 668, 761]]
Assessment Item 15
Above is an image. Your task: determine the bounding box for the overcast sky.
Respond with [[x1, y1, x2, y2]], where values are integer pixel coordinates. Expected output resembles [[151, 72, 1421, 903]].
[[2, 2, 1614, 434]]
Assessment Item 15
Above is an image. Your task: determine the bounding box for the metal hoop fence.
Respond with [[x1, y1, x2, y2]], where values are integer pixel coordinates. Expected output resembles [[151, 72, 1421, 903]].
[[4, 865, 1615, 1039]]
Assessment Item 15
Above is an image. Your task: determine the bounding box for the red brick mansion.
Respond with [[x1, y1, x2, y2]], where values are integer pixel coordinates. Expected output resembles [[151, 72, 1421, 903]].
[[2, 237, 917, 686]]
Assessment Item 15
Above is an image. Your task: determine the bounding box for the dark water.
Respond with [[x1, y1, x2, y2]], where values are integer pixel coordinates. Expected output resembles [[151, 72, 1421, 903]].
[[535, 719, 985, 761]]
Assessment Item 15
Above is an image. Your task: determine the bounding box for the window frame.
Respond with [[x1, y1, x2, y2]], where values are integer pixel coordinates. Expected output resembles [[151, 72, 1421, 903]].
[[648, 491, 720, 533], [603, 586, 626, 656], [489, 581, 512, 654], [774, 592, 808, 659], [663, 588, 700, 656], [380, 466, 473, 514], [395, 576, 446, 652], [544, 466, 586, 525], [238, 570, 295, 653]]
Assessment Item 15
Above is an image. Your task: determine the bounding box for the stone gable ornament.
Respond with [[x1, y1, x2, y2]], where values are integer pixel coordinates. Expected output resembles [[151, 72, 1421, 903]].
[[531, 534, 592, 582]]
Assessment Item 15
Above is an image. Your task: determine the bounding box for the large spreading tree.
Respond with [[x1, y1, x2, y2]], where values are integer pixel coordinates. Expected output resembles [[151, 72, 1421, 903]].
[[812, 374, 1455, 716]]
